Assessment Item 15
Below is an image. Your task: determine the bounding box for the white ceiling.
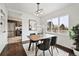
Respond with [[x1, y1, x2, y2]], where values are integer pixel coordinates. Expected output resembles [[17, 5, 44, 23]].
[[5, 3, 72, 17]]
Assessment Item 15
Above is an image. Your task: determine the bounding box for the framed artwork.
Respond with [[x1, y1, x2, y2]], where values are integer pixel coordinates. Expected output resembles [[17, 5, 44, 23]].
[[29, 19, 37, 31]]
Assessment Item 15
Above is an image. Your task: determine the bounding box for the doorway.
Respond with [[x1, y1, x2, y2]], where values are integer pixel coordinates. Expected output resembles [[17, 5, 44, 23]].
[[8, 20, 22, 44]]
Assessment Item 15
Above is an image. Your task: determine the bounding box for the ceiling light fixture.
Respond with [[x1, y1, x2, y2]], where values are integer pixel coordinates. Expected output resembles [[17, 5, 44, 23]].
[[34, 3, 43, 16]]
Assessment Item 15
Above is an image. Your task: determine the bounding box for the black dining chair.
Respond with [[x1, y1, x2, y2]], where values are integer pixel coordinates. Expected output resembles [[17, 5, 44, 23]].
[[50, 36, 59, 55], [36, 38, 52, 56], [28, 33, 36, 51]]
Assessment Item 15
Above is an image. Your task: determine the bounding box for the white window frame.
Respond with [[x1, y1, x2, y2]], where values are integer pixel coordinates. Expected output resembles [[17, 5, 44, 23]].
[[47, 15, 69, 33]]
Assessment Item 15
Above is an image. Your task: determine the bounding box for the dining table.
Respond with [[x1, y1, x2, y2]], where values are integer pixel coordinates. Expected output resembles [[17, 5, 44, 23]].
[[29, 34, 57, 56]]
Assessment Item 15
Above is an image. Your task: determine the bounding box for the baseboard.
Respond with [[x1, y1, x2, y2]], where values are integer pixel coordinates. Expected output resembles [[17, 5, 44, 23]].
[[7, 40, 29, 45], [22, 40, 29, 44]]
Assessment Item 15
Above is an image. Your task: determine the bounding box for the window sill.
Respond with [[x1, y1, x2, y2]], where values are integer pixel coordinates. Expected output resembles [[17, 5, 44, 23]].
[[46, 31, 69, 36]]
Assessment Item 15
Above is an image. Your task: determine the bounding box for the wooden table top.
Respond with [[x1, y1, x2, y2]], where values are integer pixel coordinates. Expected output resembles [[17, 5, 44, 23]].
[[30, 35, 40, 41], [30, 34, 57, 41]]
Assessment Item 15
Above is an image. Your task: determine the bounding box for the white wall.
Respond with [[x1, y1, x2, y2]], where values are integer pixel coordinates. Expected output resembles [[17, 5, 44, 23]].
[[8, 9, 22, 21], [41, 4, 79, 29], [40, 4, 79, 49], [22, 13, 40, 41], [0, 4, 8, 53]]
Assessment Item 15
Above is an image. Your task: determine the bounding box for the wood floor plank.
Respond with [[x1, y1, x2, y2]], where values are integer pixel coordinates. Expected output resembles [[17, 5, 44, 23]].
[[0, 42, 27, 56]]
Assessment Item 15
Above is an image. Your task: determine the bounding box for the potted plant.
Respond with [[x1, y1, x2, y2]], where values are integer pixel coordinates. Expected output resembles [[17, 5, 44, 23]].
[[69, 24, 79, 55]]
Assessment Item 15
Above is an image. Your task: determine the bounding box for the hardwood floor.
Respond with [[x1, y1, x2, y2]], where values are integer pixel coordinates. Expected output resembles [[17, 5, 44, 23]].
[[0, 40, 75, 56], [0, 42, 27, 56]]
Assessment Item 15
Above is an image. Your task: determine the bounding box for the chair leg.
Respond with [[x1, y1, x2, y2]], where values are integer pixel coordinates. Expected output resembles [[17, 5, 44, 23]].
[[43, 51, 45, 56], [55, 47, 59, 54], [48, 49, 52, 56], [32, 43, 34, 51], [51, 46, 53, 56], [35, 46, 38, 56], [35, 42, 38, 56], [28, 41, 31, 51]]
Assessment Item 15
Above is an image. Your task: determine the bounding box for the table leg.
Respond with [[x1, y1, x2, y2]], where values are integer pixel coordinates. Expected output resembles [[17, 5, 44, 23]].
[[28, 41, 31, 51], [35, 42, 38, 56]]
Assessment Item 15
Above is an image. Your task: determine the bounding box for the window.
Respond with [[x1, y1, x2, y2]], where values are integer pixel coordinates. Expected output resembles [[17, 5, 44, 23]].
[[51, 17, 58, 32], [47, 19, 52, 32], [47, 15, 69, 33], [59, 15, 69, 32]]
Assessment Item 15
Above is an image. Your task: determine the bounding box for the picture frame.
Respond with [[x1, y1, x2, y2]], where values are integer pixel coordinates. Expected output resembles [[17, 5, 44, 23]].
[[29, 19, 37, 31]]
